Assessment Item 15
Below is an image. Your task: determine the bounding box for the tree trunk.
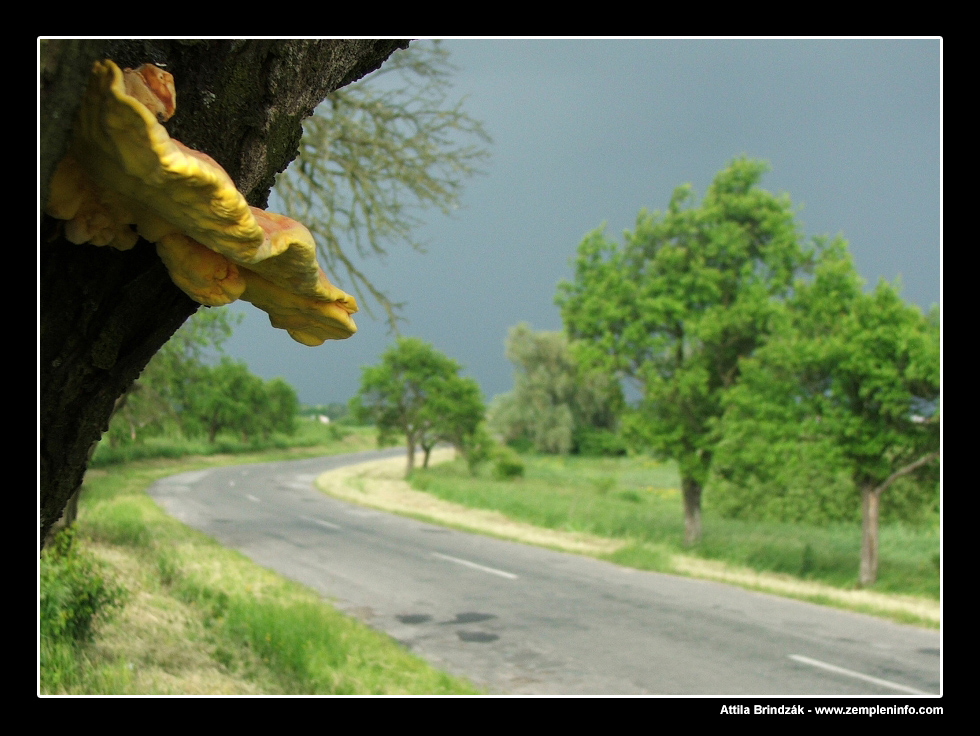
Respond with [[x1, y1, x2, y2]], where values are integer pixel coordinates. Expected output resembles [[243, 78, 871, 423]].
[[405, 438, 417, 475], [856, 453, 938, 587], [39, 39, 409, 549], [859, 483, 882, 587], [682, 476, 702, 545]]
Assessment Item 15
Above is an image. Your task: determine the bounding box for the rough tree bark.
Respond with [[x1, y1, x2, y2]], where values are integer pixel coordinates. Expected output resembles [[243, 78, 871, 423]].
[[857, 451, 940, 587], [858, 483, 881, 588], [681, 476, 702, 546], [39, 39, 409, 549]]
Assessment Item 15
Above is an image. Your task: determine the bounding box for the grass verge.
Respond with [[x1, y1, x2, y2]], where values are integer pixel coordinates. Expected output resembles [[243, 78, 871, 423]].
[[316, 452, 939, 629], [39, 432, 480, 695]]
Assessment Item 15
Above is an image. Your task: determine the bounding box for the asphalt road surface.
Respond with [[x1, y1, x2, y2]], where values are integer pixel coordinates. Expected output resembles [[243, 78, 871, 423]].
[[148, 449, 941, 696]]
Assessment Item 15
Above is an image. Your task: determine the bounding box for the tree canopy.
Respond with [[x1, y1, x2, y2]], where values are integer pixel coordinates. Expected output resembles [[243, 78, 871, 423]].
[[107, 309, 241, 443], [107, 306, 300, 446], [489, 323, 623, 455], [182, 359, 299, 443], [715, 242, 940, 584], [351, 338, 484, 473], [557, 158, 813, 544]]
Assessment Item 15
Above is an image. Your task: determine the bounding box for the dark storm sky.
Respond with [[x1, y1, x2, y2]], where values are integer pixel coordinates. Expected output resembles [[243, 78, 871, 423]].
[[222, 38, 941, 406]]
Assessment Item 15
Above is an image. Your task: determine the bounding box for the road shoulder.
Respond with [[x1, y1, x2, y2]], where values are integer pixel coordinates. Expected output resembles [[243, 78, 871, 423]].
[[315, 451, 940, 628]]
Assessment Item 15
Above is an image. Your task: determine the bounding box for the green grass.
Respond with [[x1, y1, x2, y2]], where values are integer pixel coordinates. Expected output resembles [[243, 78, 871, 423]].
[[410, 454, 940, 601], [39, 432, 480, 695], [89, 419, 368, 467], [41, 430, 939, 692]]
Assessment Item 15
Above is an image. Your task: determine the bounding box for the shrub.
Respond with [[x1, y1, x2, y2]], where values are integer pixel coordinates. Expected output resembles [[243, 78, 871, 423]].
[[492, 447, 525, 480], [40, 529, 126, 645], [504, 435, 534, 454], [574, 427, 627, 457], [461, 423, 496, 475]]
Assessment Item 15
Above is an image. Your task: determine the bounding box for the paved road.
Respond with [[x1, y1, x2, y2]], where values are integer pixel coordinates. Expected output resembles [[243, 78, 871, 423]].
[[148, 449, 941, 695]]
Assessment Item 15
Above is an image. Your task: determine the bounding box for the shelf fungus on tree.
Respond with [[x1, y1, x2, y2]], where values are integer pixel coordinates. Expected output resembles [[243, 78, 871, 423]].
[[45, 58, 358, 346]]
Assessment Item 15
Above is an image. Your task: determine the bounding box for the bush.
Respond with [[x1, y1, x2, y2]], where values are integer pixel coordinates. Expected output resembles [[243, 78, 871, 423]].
[[573, 427, 627, 457], [709, 439, 940, 528], [461, 423, 495, 475], [492, 447, 525, 480], [40, 529, 126, 645], [504, 435, 534, 454], [325, 423, 351, 442]]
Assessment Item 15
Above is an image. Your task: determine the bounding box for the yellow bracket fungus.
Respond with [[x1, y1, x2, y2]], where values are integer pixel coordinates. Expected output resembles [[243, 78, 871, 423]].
[[45, 59, 357, 345]]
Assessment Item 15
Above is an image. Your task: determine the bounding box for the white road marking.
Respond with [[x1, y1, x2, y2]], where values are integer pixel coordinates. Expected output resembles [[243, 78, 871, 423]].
[[788, 654, 928, 694], [301, 516, 342, 531], [280, 481, 314, 491], [343, 508, 381, 518], [432, 552, 518, 580], [162, 470, 211, 485], [246, 494, 261, 503]]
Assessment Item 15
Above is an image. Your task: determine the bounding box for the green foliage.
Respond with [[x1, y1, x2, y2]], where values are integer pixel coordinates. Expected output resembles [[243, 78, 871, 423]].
[[264, 378, 300, 435], [489, 323, 623, 455], [460, 422, 497, 475], [491, 390, 572, 454], [711, 243, 939, 583], [713, 242, 940, 526], [573, 427, 628, 457], [710, 435, 860, 524], [556, 159, 940, 555], [40, 529, 126, 645], [557, 158, 813, 542], [107, 308, 300, 449], [351, 337, 485, 471], [107, 309, 243, 445], [419, 366, 485, 463], [92, 414, 369, 467], [822, 282, 940, 489], [179, 358, 300, 443], [274, 40, 491, 328], [492, 446, 525, 480]]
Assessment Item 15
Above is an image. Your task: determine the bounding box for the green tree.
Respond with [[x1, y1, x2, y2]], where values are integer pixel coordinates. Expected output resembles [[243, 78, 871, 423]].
[[176, 357, 299, 444], [351, 338, 484, 473], [557, 159, 813, 544], [274, 40, 491, 328], [183, 359, 263, 442], [489, 323, 623, 454], [108, 308, 242, 443], [263, 378, 300, 438], [418, 371, 485, 468], [717, 243, 940, 585]]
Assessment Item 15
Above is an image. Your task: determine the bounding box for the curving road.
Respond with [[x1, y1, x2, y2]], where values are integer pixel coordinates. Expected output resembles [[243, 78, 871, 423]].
[[148, 449, 941, 696]]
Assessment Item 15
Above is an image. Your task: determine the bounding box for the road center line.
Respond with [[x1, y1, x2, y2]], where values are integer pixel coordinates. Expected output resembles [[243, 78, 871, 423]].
[[300, 516, 342, 531], [431, 552, 518, 580], [788, 654, 928, 694]]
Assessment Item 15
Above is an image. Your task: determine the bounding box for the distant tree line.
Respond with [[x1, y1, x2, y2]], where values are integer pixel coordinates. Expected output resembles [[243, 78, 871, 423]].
[[488, 324, 624, 457], [106, 310, 299, 446], [300, 403, 355, 424]]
